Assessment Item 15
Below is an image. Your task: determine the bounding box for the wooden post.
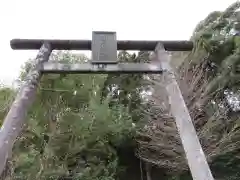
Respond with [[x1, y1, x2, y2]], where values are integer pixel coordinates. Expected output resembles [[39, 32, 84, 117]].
[[0, 43, 52, 176], [153, 43, 214, 180]]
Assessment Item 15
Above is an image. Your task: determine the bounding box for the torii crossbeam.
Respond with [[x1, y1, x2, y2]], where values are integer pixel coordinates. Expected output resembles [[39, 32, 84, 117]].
[[0, 31, 214, 180]]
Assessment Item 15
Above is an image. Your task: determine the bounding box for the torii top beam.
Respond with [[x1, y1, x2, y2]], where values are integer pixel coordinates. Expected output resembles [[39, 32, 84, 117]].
[[10, 39, 193, 51]]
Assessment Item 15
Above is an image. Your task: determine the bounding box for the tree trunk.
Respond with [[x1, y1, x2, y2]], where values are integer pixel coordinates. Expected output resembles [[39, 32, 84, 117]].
[[0, 43, 52, 176]]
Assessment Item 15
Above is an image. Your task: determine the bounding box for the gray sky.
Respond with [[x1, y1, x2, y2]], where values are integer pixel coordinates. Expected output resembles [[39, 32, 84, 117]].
[[0, 0, 236, 86]]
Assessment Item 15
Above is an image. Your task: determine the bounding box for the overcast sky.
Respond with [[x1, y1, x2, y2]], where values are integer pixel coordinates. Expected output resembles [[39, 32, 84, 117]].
[[0, 0, 236, 86]]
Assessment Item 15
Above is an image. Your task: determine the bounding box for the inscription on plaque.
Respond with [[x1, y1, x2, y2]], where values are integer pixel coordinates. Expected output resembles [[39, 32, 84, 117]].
[[91, 31, 117, 64]]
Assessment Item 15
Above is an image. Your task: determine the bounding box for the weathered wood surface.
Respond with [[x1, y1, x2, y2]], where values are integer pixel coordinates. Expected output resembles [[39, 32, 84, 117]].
[[153, 43, 214, 180], [10, 39, 193, 51], [0, 43, 52, 176], [41, 62, 163, 74]]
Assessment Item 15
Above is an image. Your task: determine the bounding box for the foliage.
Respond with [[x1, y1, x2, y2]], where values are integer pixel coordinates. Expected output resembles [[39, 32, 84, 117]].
[[0, 51, 144, 180], [176, 1, 240, 179], [132, 1, 240, 179], [1, 2, 240, 180], [0, 87, 16, 127]]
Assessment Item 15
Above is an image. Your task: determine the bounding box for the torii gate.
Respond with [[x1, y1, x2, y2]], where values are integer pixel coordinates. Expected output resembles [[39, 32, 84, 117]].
[[0, 31, 214, 180]]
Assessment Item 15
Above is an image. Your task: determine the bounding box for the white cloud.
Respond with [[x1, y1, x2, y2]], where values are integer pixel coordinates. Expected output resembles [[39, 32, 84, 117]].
[[0, 0, 236, 86]]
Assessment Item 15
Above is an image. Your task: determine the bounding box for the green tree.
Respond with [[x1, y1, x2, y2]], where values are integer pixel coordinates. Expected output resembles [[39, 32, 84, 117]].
[[3, 2, 240, 180], [135, 1, 240, 180], [2, 51, 143, 180], [176, 1, 240, 179]]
